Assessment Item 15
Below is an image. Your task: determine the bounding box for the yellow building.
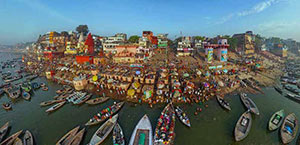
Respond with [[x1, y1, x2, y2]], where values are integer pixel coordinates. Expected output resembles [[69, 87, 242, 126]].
[[64, 41, 78, 54], [113, 50, 136, 63]]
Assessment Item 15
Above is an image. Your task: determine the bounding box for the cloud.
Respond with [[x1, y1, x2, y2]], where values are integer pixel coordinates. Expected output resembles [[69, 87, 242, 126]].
[[237, 0, 281, 16], [218, 0, 286, 24]]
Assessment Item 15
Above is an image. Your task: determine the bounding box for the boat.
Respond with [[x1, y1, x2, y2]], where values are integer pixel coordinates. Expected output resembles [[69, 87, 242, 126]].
[[216, 95, 231, 111], [42, 87, 48, 91], [113, 123, 125, 145], [40, 83, 46, 87], [239, 93, 260, 115], [85, 102, 124, 126], [68, 128, 85, 145], [88, 114, 118, 145], [234, 111, 252, 141], [13, 137, 22, 145], [66, 92, 87, 104], [154, 103, 176, 145], [73, 94, 92, 105], [268, 110, 285, 131], [56, 126, 80, 145], [284, 85, 300, 95], [5, 86, 21, 99], [0, 122, 9, 142], [129, 114, 153, 145], [86, 97, 109, 105], [56, 89, 64, 94], [174, 106, 191, 127], [0, 130, 23, 145], [22, 91, 31, 101], [31, 82, 40, 90], [280, 113, 298, 144], [23, 130, 33, 145], [285, 93, 300, 103], [46, 101, 66, 113], [2, 103, 12, 110], [40, 100, 63, 107], [274, 86, 283, 94], [21, 82, 32, 93]]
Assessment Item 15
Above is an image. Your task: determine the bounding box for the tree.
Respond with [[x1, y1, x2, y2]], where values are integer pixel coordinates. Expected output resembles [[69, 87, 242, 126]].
[[60, 31, 69, 37], [193, 36, 205, 41], [227, 37, 238, 51], [254, 34, 264, 51], [128, 35, 140, 43], [76, 25, 89, 36]]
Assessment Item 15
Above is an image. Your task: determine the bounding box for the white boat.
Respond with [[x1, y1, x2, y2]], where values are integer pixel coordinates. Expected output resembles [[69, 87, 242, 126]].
[[88, 114, 118, 145], [129, 114, 153, 145]]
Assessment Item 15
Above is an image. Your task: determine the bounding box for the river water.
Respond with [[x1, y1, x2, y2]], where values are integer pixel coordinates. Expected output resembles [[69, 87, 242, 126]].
[[0, 52, 299, 145]]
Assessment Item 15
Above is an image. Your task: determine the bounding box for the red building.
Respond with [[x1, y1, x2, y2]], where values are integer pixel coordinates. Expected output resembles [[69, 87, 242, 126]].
[[85, 33, 94, 55], [76, 55, 94, 64]]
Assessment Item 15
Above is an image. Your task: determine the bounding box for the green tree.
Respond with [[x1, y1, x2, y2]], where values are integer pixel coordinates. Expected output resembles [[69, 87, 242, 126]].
[[76, 25, 89, 36], [228, 37, 238, 50], [60, 31, 69, 37], [128, 35, 140, 43], [194, 36, 205, 41]]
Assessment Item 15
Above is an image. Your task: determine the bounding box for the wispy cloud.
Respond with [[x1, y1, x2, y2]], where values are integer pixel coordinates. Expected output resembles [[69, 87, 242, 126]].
[[218, 0, 286, 24], [237, 0, 281, 16]]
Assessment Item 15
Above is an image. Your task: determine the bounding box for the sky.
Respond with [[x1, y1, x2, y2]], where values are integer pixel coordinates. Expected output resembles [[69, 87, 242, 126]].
[[0, 0, 300, 45]]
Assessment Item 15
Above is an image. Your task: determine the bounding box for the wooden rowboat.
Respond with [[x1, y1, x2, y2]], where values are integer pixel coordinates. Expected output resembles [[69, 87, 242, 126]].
[[13, 137, 22, 145], [22, 91, 31, 101], [0, 130, 23, 145], [113, 123, 125, 145], [280, 113, 298, 144], [68, 128, 85, 145], [240, 93, 259, 115], [23, 130, 33, 145], [216, 95, 231, 111], [268, 109, 285, 131], [2, 103, 12, 110], [0, 122, 9, 142], [129, 114, 153, 145], [234, 111, 252, 141], [175, 106, 191, 127], [85, 102, 124, 126], [46, 101, 66, 113], [88, 114, 118, 145], [40, 100, 63, 107], [86, 97, 109, 105], [56, 126, 80, 145]]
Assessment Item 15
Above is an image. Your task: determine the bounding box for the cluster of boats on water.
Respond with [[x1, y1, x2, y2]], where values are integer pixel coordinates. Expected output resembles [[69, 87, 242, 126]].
[[0, 122, 34, 145]]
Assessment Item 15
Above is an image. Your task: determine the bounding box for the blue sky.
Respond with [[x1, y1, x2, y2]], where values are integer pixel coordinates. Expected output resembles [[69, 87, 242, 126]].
[[0, 0, 299, 44]]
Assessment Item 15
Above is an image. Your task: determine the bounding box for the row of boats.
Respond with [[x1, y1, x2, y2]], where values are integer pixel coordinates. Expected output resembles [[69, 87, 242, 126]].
[[55, 102, 191, 145], [0, 122, 34, 145], [233, 92, 299, 144]]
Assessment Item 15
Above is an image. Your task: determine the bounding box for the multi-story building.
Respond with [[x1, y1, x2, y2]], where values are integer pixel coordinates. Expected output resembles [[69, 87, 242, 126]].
[[232, 31, 255, 55], [176, 36, 194, 56]]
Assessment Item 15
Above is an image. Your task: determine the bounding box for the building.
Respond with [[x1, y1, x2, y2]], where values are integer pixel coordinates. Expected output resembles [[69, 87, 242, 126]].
[[84, 33, 95, 55], [270, 44, 288, 57], [64, 41, 78, 54], [116, 45, 139, 54], [75, 55, 94, 64], [73, 75, 88, 91], [113, 50, 135, 63], [204, 44, 215, 63], [215, 39, 229, 62], [232, 31, 255, 55], [176, 36, 194, 56]]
